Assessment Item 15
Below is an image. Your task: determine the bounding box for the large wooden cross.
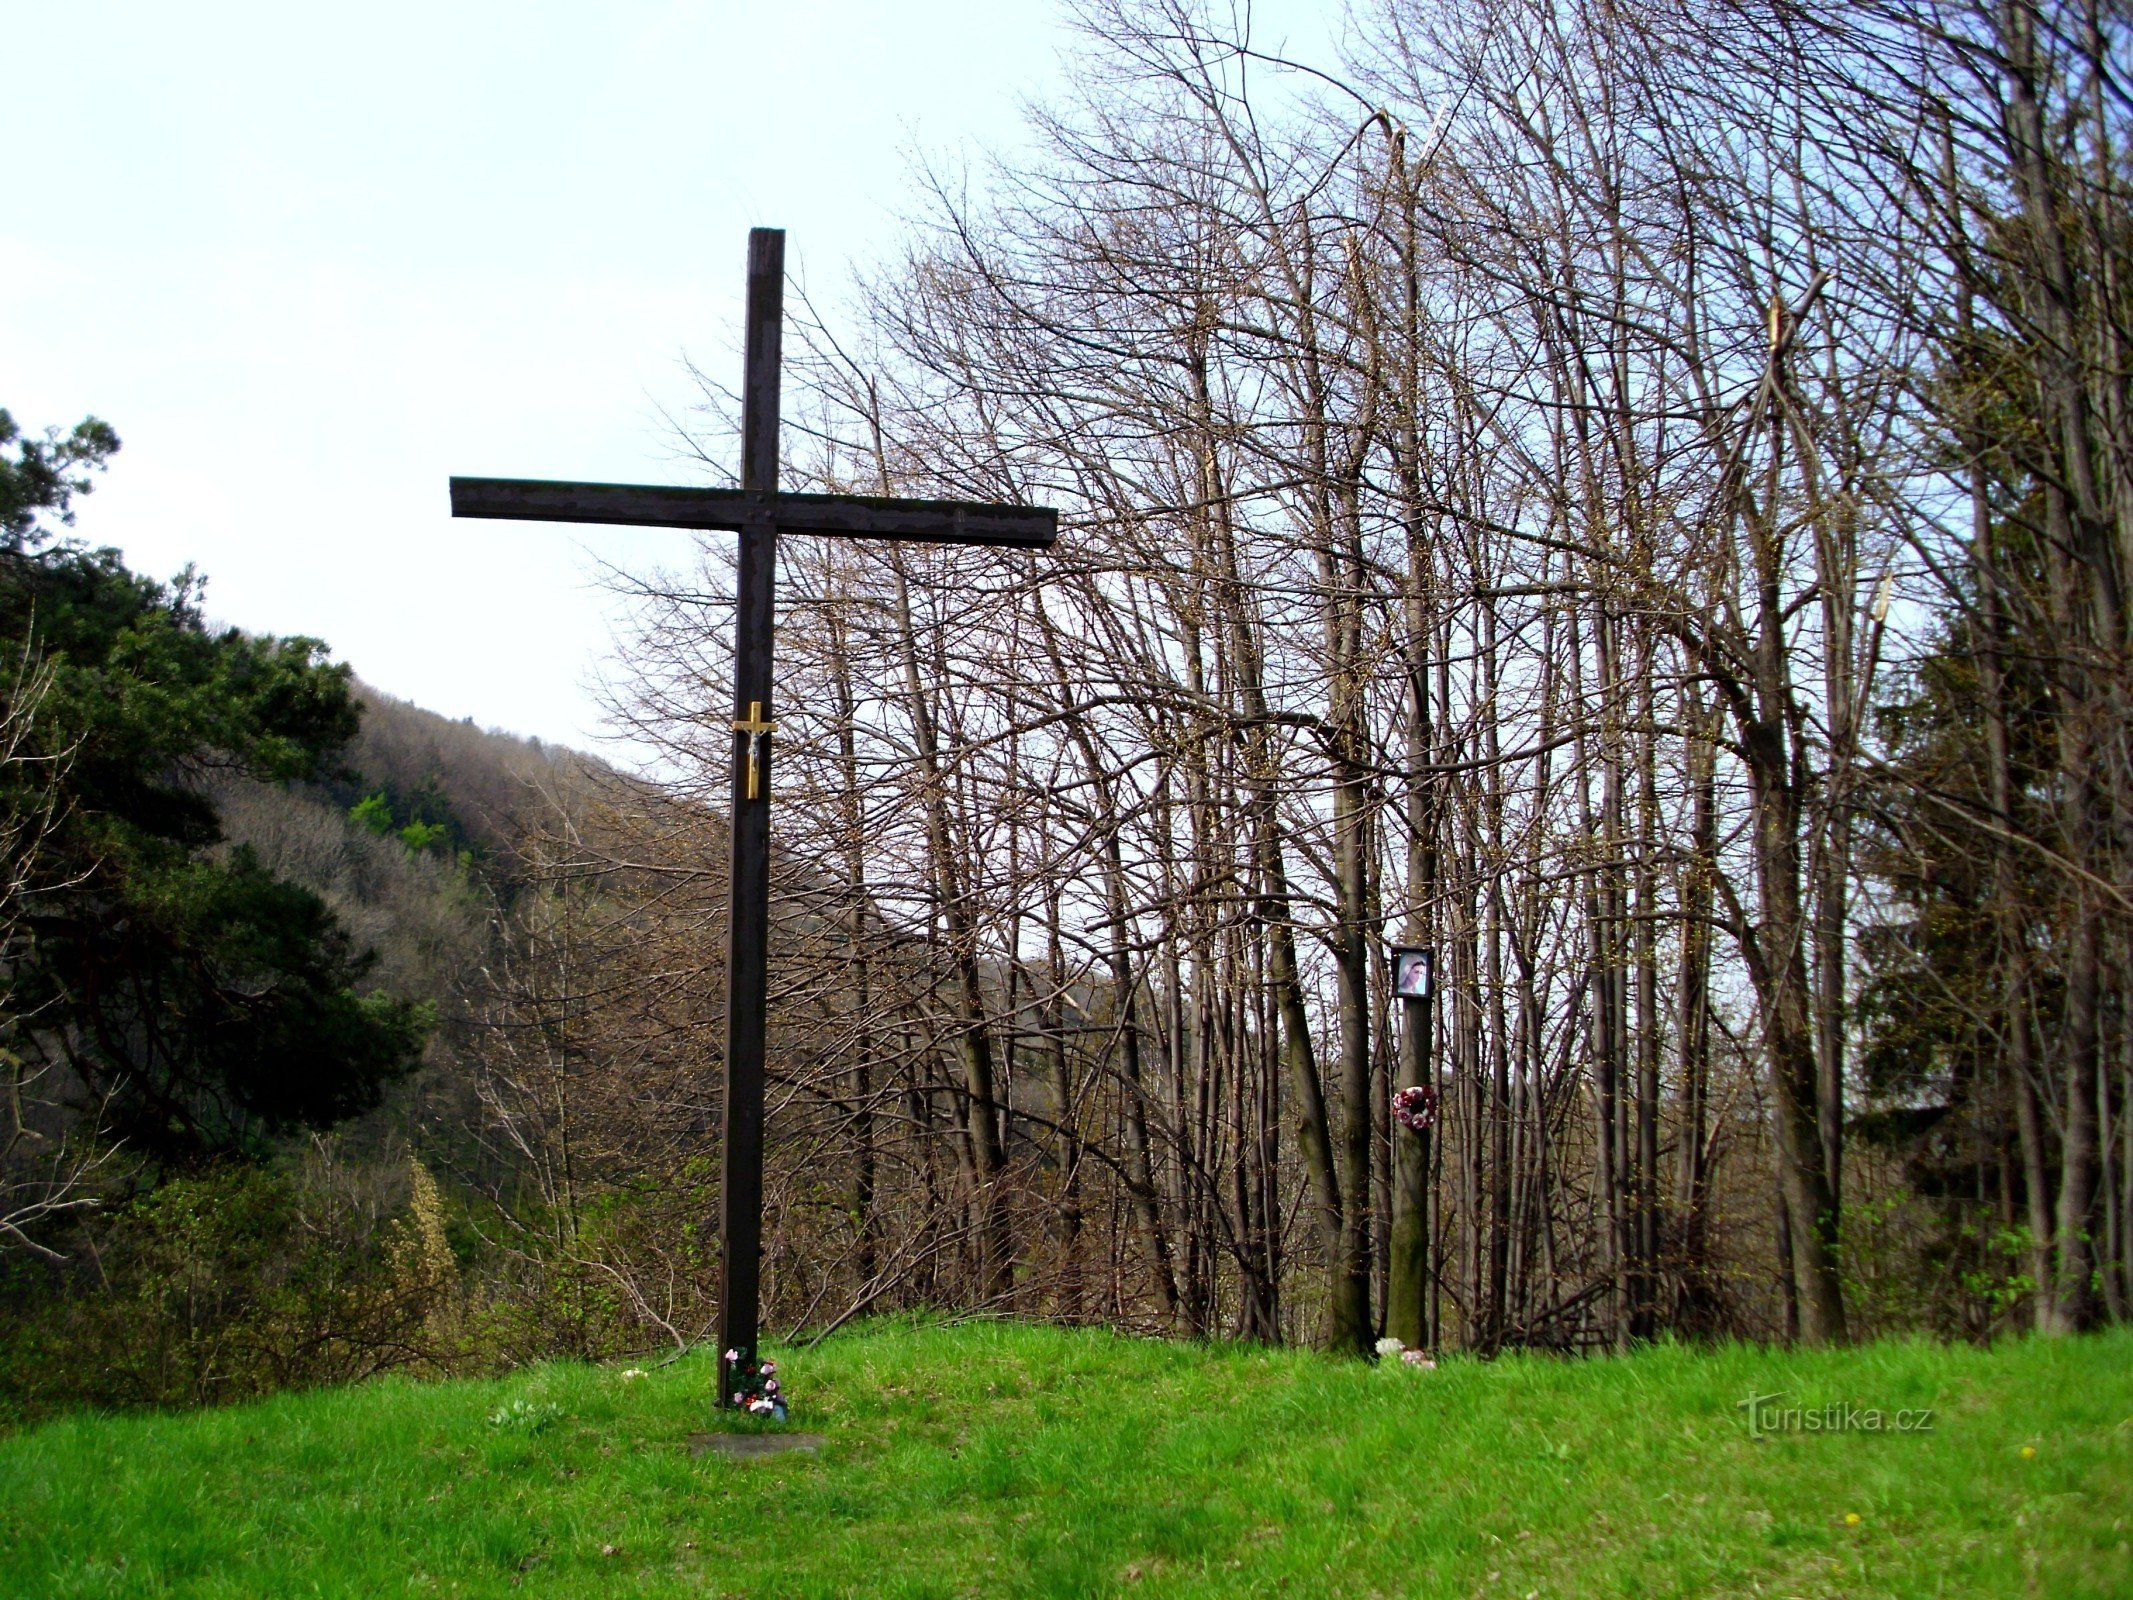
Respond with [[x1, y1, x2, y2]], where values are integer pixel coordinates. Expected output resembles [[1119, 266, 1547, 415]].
[[450, 228, 1056, 1405]]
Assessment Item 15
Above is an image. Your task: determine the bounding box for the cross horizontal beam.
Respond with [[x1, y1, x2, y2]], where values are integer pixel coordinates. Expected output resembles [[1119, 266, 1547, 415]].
[[450, 476, 1057, 549]]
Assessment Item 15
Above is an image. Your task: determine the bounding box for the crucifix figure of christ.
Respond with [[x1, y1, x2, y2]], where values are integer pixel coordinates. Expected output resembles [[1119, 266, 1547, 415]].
[[450, 228, 1057, 1406]]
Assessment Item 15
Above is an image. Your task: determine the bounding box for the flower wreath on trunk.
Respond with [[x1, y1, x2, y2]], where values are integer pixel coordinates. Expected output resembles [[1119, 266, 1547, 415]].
[[1392, 1083, 1437, 1134]]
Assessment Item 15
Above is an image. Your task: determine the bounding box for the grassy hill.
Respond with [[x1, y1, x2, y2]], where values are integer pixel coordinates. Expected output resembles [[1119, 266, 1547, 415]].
[[2, 1322, 2128, 1599]]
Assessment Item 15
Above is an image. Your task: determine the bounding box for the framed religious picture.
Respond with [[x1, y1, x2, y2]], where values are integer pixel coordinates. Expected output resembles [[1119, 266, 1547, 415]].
[[1391, 946, 1435, 1001]]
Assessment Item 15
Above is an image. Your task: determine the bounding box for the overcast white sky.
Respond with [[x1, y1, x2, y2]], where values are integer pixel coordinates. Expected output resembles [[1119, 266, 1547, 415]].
[[2, 1, 1332, 759]]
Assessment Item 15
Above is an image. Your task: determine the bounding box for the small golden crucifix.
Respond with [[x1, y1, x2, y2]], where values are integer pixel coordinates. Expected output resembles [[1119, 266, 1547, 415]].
[[732, 700, 776, 801]]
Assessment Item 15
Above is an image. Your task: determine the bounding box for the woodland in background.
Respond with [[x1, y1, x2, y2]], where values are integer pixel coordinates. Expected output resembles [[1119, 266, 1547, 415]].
[[560, 0, 2133, 1357], [7, 0, 2133, 1420]]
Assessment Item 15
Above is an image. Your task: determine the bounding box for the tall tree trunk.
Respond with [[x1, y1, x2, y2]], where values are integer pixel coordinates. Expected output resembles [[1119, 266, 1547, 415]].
[[1387, 527, 1439, 1349], [1674, 688, 1719, 1331], [1033, 593, 1182, 1325], [889, 558, 1013, 1303], [1632, 632, 1661, 1342], [826, 607, 879, 1290]]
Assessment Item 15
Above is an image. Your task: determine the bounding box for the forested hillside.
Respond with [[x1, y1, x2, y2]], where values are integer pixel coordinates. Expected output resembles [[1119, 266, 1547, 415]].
[[0, 410, 631, 1411], [0, 646, 648, 1413]]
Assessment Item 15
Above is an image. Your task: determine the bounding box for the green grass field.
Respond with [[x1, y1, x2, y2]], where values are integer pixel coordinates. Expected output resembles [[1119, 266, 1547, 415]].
[[1, 1321, 2127, 1598]]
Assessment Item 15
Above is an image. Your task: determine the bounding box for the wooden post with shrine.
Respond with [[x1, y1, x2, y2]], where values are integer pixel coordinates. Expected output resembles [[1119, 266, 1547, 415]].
[[450, 228, 1056, 1405]]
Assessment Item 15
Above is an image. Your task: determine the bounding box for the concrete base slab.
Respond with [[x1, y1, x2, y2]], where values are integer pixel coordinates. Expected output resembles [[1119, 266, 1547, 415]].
[[688, 1431, 826, 1460]]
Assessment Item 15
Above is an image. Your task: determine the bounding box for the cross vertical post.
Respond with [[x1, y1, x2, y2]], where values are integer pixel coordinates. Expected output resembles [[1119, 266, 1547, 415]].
[[718, 226, 784, 1406]]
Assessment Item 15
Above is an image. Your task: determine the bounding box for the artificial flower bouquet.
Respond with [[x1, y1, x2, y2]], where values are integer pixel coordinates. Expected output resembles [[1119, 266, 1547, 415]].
[[1374, 1335, 1438, 1370], [723, 1347, 789, 1420]]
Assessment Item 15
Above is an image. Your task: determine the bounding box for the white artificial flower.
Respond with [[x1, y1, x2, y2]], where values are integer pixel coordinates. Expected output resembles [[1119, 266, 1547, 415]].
[[1375, 1336, 1405, 1358]]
